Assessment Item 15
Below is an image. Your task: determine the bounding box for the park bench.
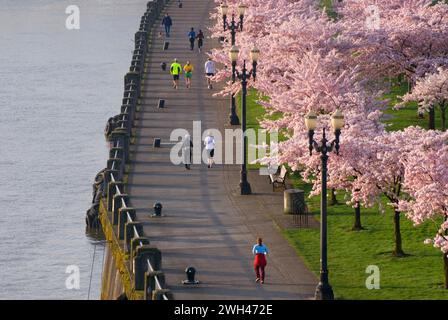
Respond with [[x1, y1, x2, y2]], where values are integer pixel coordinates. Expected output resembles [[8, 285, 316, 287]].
[[269, 165, 288, 191]]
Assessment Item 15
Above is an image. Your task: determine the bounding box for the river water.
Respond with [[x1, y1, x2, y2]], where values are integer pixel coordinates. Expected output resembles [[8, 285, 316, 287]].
[[0, 0, 147, 299]]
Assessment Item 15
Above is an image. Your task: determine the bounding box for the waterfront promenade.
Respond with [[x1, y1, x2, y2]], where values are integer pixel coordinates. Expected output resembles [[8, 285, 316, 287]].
[[127, 0, 316, 299]]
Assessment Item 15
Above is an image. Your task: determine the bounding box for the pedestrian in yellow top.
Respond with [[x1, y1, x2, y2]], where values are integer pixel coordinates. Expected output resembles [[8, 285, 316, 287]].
[[170, 58, 182, 89], [183, 61, 194, 89]]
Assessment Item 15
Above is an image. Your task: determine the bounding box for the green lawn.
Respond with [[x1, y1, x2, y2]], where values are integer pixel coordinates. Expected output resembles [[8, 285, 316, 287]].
[[236, 90, 284, 169], [382, 80, 443, 131], [319, 0, 338, 20], [240, 83, 448, 299], [284, 176, 448, 300]]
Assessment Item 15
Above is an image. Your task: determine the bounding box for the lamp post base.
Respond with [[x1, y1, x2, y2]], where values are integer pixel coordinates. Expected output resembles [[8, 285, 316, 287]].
[[239, 180, 252, 195], [314, 282, 334, 300], [229, 113, 240, 126]]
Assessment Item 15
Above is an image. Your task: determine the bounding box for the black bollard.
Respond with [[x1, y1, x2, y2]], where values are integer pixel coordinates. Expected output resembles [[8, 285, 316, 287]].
[[153, 202, 163, 217], [182, 267, 200, 285]]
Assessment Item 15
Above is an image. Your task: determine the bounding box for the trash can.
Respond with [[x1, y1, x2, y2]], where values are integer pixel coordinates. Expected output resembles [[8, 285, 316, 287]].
[[153, 202, 163, 216], [284, 189, 308, 227], [284, 189, 305, 215]]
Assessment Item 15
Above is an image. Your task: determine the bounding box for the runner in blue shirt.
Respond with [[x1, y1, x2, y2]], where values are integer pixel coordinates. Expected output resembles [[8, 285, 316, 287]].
[[252, 238, 269, 284], [188, 27, 196, 50]]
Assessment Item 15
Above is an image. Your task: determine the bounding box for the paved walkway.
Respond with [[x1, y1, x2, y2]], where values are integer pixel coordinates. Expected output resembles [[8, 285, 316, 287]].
[[127, 0, 317, 300]]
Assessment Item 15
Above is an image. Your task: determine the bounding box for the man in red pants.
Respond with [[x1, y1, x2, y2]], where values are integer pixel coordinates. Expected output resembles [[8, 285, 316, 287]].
[[252, 237, 269, 284]]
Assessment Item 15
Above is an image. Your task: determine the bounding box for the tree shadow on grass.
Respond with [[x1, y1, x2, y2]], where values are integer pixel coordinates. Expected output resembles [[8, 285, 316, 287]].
[[376, 251, 412, 259]]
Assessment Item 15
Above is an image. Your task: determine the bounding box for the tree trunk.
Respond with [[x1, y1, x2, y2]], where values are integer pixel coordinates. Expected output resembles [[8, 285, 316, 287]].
[[444, 251, 448, 289], [393, 210, 406, 257], [352, 203, 364, 231], [330, 188, 338, 206], [441, 106, 446, 131], [444, 215, 448, 289], [429, 107, 436, 130]]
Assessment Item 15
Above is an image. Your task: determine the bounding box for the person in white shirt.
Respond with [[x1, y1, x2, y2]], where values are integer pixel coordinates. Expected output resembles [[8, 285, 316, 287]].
[[204, 132, 216, 168], [204, 58, 216, 89]]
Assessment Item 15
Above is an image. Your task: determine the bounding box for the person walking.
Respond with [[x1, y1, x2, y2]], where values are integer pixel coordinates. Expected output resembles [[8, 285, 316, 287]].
[[252, 237, 269, 284], [196, 29, 204, 53], [183, 61, 194, 89], [204, 58, 216, 89], [188, 27, 196, 50], [170, 58, 182, 89], [204, 132, 216, 168], [182, 134, 193, 170], [161, 13, 172, 38]]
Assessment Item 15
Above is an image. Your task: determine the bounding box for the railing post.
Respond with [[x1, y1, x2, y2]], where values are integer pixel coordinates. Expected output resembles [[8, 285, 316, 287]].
[[123, 89, 137, 103], [125, 71, 141, 97], [107, 181, 124, 212], [152, 289, 173, 300], [123, 94, 137, 107], [146, 7, 156, 23], [135, 31, 148, 52], [146, 1, 155, 14], [125, 71, 140, 86], [133, 246, 162, 291], [112, 193, 129, 225], [102, 169, 118, 197], [124, 222, 144, 253], [117, 116, 131, 137], [121, 104, 136, 129], [109, 147, 124, 160], [107, 158, 122, 171], [131, 237, 150, 258], [118, 208, 136, 240], [109, 129, 130, 164], [144, 271, 165, 300]]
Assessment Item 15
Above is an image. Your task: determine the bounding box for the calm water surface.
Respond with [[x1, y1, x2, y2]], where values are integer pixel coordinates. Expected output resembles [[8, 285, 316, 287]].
[[0, 0, 147, 299]]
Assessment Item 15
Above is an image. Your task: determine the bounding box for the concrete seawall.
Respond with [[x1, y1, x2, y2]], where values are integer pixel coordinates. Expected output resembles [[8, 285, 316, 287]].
[[99, 200, 135, 299], [85, 0, 173, 300]]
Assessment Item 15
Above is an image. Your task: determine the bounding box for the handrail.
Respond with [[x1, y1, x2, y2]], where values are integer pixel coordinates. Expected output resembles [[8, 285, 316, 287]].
[[109, 139, 168, 300], [100, 0, 170, 300]]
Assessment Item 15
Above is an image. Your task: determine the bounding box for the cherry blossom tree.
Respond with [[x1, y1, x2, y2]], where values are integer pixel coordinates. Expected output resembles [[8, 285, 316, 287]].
[[398, 141, 448, 286], [341, 127, 448, 256], [210, 1, 448, 261], [210, 1, 388, 231], [398, 67, 448, 131], [334, 0, 448, 86]]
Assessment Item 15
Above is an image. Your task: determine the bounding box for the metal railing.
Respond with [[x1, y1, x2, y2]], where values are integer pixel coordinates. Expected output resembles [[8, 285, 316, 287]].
[[98, 0, 171, 300], [109, 145, 168, 300]]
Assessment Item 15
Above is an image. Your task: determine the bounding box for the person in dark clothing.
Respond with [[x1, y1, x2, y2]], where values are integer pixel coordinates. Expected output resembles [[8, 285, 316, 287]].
[[162, 14, 172, 37], [182, 134, 193, 170], [188, 27, 196, 50], [196, 30, 204, 53]]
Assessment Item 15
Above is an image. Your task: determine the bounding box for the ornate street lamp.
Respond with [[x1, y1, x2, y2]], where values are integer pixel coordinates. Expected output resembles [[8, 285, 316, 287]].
[[229, 46, 260, 195], [221, 3, 247, 126], [305, 109, 344, 300]]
